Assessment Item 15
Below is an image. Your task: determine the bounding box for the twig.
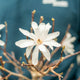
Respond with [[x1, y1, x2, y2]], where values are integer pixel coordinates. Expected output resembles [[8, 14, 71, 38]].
[[63, 51, 80, 60], [0, 56, 4, 67], [3, 52, 23, 74], [50, 68, 63, 79], [4, 21, 8, 51], [52, 18, 55, 32], [23, 63, 45, 76], [77, 77, 80, 80], [24, 53, 29, 64], [32, 10, 36, 22], [0, 67, 30, 80], [39, 16, 44, 24], [63, 64, 74, 80], [5, 73, 11, 80]]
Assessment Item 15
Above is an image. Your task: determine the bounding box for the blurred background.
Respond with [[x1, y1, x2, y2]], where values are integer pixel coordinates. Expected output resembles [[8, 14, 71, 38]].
[[0, 0, 80, 80]]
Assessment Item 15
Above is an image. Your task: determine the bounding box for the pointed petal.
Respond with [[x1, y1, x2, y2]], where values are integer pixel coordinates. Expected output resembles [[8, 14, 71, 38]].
[[43, 41, 53, 50], [45, 23, 51, 33], [15, 39, 35, 48], [26, 46, 33, 58], [43, 40, 61, 47], [19, 28, 36, 40], [38, 45, 50, 61], [48, 45, 53, 50], [51, 40, 61, 47], [45, 31, 60, 41], [0, 24, 5, 30], [31, 21, 38, 31], [0, 40, 5, 46], [32, 46, 39, 65]]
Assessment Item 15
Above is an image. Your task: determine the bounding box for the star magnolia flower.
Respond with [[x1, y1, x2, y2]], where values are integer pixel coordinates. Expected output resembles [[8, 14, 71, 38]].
[[15, 21, 61, 65], [0, 24, 5, 46], [62, 32, 76, 55]]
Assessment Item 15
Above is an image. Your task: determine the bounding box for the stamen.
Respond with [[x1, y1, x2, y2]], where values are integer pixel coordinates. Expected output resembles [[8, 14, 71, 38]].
[[37, 39, 42, 45]]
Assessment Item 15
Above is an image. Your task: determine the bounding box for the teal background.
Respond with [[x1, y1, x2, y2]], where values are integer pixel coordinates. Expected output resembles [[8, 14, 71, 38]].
[[0, 0, 80, 80]]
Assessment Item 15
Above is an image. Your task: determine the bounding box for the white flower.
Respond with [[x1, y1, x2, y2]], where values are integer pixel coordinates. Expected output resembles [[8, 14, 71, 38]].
[[0, 24, 5, 46], [0, 24, 5, 30], [62, 32, 76, 55], [15, 21, 61, 65]]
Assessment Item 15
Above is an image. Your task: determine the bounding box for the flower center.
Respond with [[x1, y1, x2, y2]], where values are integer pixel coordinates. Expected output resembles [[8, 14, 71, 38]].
[[37, 39, 42, 45]]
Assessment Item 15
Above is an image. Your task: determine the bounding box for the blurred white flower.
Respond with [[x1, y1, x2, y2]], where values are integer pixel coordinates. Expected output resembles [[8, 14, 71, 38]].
[[15, 21, 61, 65], [0, 24, 5, 46], [0, 24, 5, 30], [62, 32, 76, 55]]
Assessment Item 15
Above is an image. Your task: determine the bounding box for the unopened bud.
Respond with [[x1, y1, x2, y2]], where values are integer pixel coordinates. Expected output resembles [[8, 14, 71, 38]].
[[51, 18, 55, 21], [32, 10, 36, 14]]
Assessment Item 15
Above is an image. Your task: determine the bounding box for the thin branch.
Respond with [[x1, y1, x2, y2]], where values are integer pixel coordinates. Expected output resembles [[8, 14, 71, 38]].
[[63, 64, 74, 80], [4, 22, 8, 51], [0, 56, 4, 67], [63, 51, 80, 61], [39, 16, 44, 24], [24, 53, 29, 64], [50, 68, 63, 79], [0, 67, 30, 80], [52, 18, 55, 32], [3, 53, 23, 74], [32, 10, 36, 22]]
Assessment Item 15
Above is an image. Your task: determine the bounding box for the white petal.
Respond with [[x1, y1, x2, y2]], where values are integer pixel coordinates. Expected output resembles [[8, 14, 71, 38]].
[[43, 41, 53, 50], [66, 44, 74, 48], [26, 46, 33, 58], [32, 46, 39, 65], [39, 23, 45, 31], [31, 21, 38, 31], [39, 23, 51, 40], [66, 32, 71, 38], [0, 40, 5, 46], [0, 24, 5, 30], [15, 39, 35, 48], [64, 49, 68, 55], [43, 40, 61, 47], [69, 37, 76, 42], [66, 48, 75, 54], [48, 45, 53, 50], [19, 28, 36, 40], [45, 23, 51, 33], [45, 31, 60, 41], [38, 45, 50, 61]]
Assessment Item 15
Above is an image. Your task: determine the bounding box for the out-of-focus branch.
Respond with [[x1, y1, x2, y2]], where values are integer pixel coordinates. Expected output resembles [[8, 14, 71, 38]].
[[4, 22, 8, 51], [0, 56, 4, 67], [0, 66, 30, 80], [63, 63, 74, 80]]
